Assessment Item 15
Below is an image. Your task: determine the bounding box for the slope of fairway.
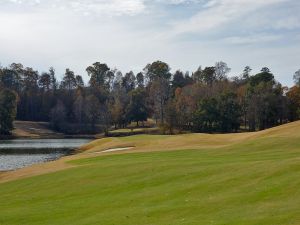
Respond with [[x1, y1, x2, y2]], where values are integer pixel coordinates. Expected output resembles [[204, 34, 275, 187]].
[[1, 122, 300, 225]]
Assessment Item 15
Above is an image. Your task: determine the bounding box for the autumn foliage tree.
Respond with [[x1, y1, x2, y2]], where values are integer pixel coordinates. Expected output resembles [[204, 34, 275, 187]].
[[0, 61, 298, 136]]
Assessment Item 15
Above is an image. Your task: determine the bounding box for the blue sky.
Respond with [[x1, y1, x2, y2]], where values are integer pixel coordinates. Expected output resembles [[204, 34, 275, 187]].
[[0, 0, 299, 86]]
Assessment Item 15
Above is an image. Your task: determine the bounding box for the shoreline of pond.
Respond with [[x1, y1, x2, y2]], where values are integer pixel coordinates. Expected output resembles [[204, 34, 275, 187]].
[[0, 134, 100, 140], [0, 138, 93, 172]]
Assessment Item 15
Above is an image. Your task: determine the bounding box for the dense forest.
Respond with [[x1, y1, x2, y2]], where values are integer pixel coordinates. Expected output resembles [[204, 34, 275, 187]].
[[1, 61, 300, 135]]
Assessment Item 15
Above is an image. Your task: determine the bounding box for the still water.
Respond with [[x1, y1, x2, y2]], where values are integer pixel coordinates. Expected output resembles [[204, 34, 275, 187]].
[[0, 139, 92, 171]]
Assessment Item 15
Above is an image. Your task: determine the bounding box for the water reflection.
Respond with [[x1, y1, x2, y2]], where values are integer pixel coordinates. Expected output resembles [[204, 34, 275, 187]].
[[0, 139, 92, 171], [0, 139, 91, 150]]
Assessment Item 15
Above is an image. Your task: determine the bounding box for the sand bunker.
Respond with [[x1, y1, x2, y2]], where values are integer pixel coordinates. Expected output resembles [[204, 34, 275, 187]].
[[98, 147, 134, 153]]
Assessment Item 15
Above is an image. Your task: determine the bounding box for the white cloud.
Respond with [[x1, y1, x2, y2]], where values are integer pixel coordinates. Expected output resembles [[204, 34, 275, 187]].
[[4, 0, 146, 16], [8, 0, 40, 4], [202, 0, 218, 8], [0, 0, 299, 87], [171, 0, 288, 34], [224, 34, 282, 45], [273, 16, 300, 30], [153, 0, 203, 4], [69, 0, 146, 16]]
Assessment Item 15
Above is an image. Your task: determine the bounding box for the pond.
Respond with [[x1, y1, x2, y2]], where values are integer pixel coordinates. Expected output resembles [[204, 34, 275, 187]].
[[0, 139, 92, 171]]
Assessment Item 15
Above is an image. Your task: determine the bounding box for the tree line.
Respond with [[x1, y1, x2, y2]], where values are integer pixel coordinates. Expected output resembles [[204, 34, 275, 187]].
[[1, 61, 300, 135]]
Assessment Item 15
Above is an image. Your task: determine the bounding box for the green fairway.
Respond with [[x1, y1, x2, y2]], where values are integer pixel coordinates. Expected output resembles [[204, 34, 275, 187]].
[[1, 123, 300, 224]]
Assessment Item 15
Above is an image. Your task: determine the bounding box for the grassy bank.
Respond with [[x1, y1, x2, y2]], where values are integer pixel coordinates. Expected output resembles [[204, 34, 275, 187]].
[[5, 121, 97, 139], [1, 122, 300, 224]]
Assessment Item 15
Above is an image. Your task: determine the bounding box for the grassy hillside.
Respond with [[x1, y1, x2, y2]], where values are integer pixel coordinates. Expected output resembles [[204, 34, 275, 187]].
[[1, 122, 300, 224], [11, 121, 63, 138], [10, 121, 97, 139]]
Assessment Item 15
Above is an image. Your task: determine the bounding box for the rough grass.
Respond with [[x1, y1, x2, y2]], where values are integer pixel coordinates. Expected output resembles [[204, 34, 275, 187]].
[[110, 127, 159, 133], [12, 121, 62, 138], [1, 122, 300, 225]]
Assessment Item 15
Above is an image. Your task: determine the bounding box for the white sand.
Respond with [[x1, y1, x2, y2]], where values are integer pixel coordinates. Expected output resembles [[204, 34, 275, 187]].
[[97, 147, 134, 153]]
